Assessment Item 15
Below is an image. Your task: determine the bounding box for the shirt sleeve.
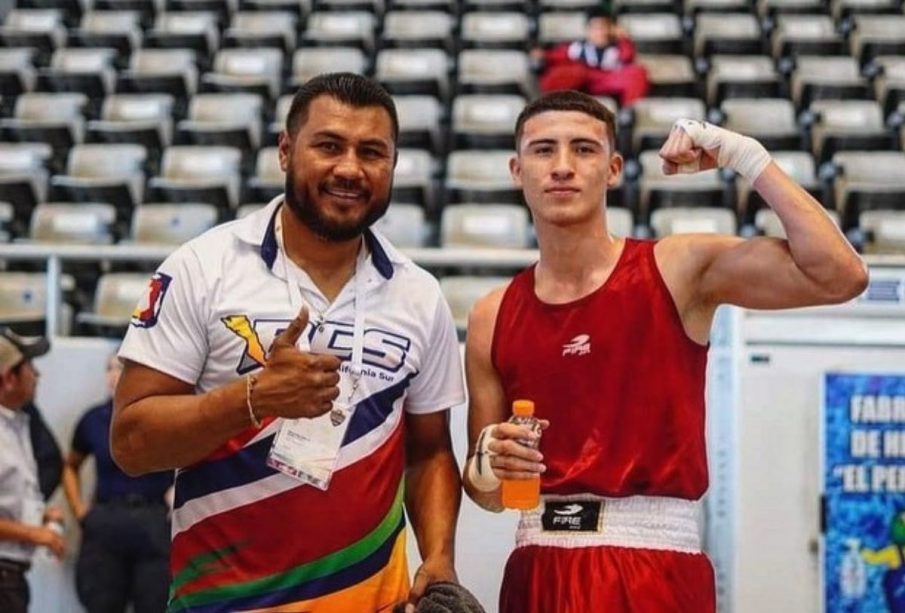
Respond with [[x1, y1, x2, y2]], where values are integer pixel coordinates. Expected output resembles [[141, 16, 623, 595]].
[[404, 290, 466, 415], [118, 245, 210, 385]]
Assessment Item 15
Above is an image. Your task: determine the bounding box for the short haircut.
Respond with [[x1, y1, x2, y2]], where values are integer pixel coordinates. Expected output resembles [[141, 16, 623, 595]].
[[586, 5, 615, 22], [513, 90, 617, 151], [285, 72, 399, 142]]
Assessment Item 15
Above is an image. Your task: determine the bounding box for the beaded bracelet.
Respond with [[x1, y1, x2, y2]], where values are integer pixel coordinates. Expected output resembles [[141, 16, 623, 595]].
[[246, 374, 262, 428]]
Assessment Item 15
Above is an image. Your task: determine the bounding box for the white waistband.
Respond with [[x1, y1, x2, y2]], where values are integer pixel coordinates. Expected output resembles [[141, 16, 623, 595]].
[[515, 494, 702, 554]]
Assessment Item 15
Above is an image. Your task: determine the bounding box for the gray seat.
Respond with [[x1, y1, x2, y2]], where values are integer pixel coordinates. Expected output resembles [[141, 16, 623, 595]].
[[537, 12, 585, 46], [637, 54, 696, 97], [224, 11, 297, 54], [29, 202, 116, 244], [87, 93, 175, 151], [72, 10, 142, 55], [178, 93, 263, 149], [0, 48, 37, 96], [0, 142, 52, 225], [148, 11, 219, 59], [706, 55, 780, 105], [247, 146, 283, 201], [149, 146, 242, 210], [50, 144, 147, 211], [445, 150, 520, 204], [457, 50, 532, 96], [440, 204, 531, 248], [831, 0, 901, 20], [460, 12, 531, 49], [0, 10, 66, 57], [130, 203, 218, 245], [376, 48, 450, 99], [373, 204, 429, 247], [832, 151, 905, 227], [393, 96, 444, 154], [809, 100, 890, 163], [452, 94, 525, 148], [791, 56, 868, 109], [771, 15, 844, 59], [0, 272, 49, 328], [859, 210, 905, 254], [393, 149, 435, 208], [290, 47, 367, 87], [618, 13, 683, 54], [382, 11, 453, 50], [874, 56, 905, 116], [693, 13, 762, 57], [849, 16, 905, 64], [203, 48, 283, 100], [628, 97, 706, 153], [303, 12, 377, 52], [119, 48, 198, 99]]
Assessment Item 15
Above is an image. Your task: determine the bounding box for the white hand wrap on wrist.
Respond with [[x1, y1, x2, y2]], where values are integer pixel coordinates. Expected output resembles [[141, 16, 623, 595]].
[[467, 425, 501, 492], [673, 119, 772, 182]]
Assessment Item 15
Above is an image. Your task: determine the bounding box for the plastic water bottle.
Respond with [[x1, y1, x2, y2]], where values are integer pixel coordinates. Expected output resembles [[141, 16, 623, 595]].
[[840, 538, 866, 599], [501, 399, 542, 510]]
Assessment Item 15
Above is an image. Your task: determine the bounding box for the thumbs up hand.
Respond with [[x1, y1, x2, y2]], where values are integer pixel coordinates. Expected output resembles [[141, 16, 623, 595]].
[[251, 307, 343, 420]]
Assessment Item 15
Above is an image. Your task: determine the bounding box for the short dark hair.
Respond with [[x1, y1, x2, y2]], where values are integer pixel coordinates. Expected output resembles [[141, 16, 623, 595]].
[[586, 5, 615, 22], [514, 90, 617, 151], [286, 72, 399, 142]]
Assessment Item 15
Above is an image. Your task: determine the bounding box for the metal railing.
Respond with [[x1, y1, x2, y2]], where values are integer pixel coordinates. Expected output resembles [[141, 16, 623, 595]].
[[0, 243, 542, 336]]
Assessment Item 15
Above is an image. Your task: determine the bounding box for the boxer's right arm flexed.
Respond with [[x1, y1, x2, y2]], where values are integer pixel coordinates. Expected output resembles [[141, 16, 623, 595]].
[[112, 306, 341, 476], [462, 287, 547, 513]]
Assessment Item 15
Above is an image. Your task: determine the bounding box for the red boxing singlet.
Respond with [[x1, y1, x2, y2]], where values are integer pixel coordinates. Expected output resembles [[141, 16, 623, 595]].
[[491, 238, 709, 500]]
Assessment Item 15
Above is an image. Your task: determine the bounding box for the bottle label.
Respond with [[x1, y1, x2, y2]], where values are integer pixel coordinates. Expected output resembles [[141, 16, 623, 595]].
[[541, 500, 603, 533]]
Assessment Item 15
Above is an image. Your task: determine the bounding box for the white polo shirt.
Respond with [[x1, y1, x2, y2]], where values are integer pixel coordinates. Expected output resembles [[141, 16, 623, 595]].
[[119, 196, 465, 612]]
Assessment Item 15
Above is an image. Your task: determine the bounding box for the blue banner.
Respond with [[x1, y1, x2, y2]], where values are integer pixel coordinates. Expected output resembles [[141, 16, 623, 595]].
[[825, 372, 905, 613]]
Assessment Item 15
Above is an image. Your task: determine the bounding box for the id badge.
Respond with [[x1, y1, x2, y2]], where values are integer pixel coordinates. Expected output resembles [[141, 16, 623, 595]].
[[266, 402, 354, 490], [21, 498, 45, 526]]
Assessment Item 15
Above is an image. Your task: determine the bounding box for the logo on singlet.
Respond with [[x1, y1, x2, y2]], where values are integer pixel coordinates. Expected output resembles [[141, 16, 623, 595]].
[[562, 334, 591, 356]]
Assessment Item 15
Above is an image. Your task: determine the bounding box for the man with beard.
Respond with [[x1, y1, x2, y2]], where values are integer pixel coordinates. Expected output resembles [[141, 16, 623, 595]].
[[111, 73, 465, 613]]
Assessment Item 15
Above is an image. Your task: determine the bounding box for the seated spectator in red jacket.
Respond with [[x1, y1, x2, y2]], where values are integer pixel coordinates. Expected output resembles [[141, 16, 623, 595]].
[[532, 7, 649, 106]]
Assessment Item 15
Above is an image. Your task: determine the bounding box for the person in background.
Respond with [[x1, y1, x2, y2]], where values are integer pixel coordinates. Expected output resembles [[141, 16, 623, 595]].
[[0, 329, 65, 613], [531, 6, 649, 106], [63, 352, 173, 613]]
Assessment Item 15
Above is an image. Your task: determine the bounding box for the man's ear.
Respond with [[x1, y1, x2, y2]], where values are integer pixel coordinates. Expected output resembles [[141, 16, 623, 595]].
[[278, 131, 292, 173], [509, 154, 523, 189], [607, 152, 624, 188]]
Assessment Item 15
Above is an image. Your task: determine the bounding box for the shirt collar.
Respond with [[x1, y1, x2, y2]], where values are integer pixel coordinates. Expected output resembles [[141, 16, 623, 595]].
[[233, 195, 401, 280], [0, 404, 27, 426]]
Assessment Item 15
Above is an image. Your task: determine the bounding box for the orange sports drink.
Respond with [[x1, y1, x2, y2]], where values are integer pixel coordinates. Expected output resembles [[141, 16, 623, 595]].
[[501, 399, 542, 510]]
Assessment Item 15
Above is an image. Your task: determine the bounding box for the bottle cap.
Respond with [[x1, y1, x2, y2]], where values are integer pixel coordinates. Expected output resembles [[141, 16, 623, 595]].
[[512, 399, 534, 416]]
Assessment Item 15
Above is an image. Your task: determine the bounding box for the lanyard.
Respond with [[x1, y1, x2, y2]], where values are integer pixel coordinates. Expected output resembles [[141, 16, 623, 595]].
[[276, 211, 367, 405]]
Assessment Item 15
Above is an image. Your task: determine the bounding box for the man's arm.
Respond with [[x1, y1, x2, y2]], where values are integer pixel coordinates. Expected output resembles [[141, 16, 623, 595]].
[[462, 288, 546, 512], [0, 519, 64, 558], [61, 450, 88, 521], [112, 307, 341, 476], [404, 410, 460, 603], [657, 123, 869, 334]]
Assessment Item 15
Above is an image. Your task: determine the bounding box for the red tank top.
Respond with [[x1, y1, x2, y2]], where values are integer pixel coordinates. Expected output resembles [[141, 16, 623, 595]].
[[491, 239, 709, 500]]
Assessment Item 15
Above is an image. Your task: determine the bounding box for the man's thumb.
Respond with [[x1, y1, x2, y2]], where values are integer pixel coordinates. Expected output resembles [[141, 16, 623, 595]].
[[274, 306, 309, 349]]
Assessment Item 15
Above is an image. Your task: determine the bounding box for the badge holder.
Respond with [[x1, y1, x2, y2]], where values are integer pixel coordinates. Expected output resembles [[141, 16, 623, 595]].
[[266, 400, 355, 491]]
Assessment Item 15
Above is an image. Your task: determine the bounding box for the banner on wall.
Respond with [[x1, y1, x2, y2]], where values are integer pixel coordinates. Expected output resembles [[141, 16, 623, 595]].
[[824, 372, 905, 613]]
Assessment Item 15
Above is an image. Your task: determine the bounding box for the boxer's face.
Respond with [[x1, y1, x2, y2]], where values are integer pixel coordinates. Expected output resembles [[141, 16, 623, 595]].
[[511, 110, 622, 227]]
